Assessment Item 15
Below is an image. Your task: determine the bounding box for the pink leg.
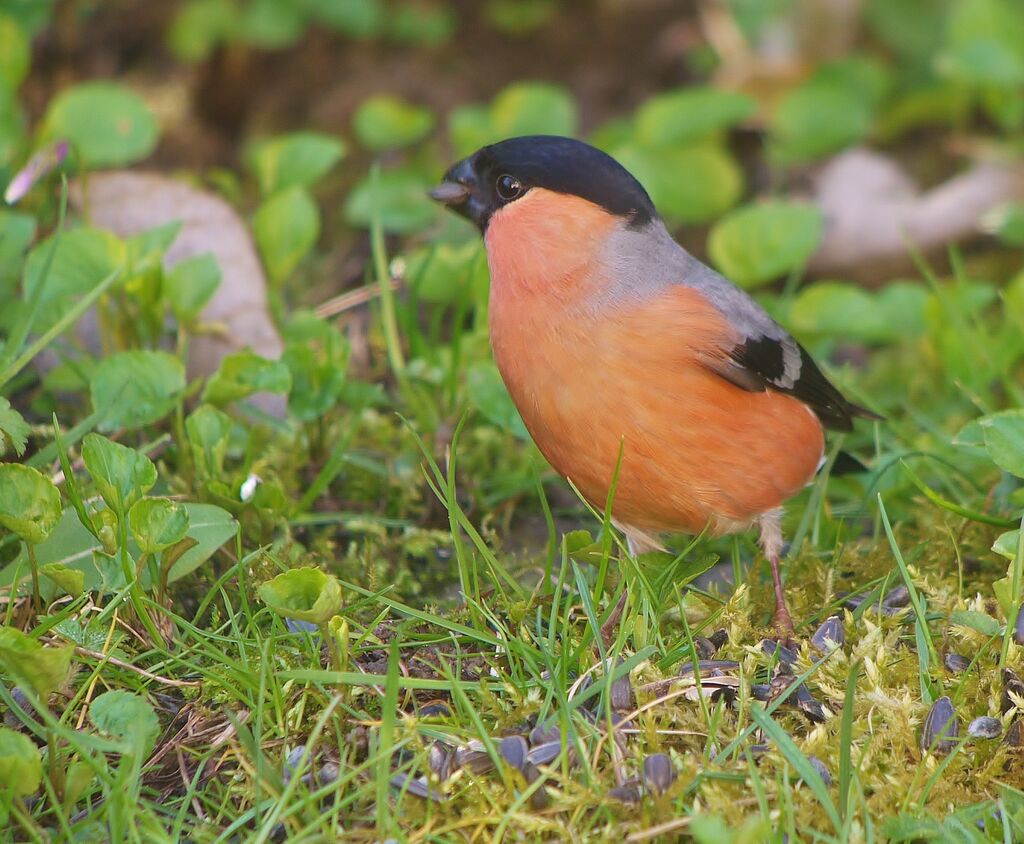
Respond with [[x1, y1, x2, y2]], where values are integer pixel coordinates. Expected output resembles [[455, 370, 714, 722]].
[[759, 510, 795, 637]]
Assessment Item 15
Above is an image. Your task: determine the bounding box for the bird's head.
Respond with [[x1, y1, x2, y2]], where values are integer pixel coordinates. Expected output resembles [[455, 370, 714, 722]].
[[430, 136, 660, 295], [429, 135, 656, 233]]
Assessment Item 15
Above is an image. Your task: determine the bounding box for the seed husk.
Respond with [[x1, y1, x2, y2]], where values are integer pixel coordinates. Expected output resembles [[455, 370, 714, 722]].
[[641, 753, 676, 796], [968, 716, 1002, 739], [921, 696, 959, 754], [811, 616, 845, 654]]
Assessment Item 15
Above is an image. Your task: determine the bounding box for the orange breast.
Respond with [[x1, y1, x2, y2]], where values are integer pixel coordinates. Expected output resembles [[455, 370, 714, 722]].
[[485, 197, 824, 537]]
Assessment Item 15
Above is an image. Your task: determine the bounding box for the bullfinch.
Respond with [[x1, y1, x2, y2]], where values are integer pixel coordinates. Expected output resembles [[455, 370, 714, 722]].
[[429, 135, 878, 635]]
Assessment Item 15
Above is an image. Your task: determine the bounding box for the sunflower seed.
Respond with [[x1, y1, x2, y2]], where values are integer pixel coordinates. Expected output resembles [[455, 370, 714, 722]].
[[428, 741, 453, 780], [1015, 605, 1024, 646], [610, 661, 635, 713], [811, 616, 844, 654], [807, 755, 832, 787], [921, 696, 959, 754], [523, 762, 549, 810], [1005, 720, 1021, 747], [677, 660, 740, 678], [882, 586, 910, 610], [390, 773, 443, 802], [609, 779, 644, 803], [1002, 669, 1024, 716], [943, 652, 970, 673], [968, 716, 1002, 739], [529, 722, 561, 746], [527, 741, 563, 766], [499, 735, 528, 772], [641, 753, 675, 796], [761, 639, 798, 667], [454, 740, 494, 774], [418, 700, 451, 718]]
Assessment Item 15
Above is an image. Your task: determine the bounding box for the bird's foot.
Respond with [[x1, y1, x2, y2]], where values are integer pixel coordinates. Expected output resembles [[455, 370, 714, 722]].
[[600, 590, 628, 652]]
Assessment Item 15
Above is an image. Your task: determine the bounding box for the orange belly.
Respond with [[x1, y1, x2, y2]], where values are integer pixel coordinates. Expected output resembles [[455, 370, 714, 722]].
[[489, 283, 825, 538]]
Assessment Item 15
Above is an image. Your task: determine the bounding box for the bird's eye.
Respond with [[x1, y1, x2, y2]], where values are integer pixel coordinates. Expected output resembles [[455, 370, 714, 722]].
[[495, 174, 524, 201]]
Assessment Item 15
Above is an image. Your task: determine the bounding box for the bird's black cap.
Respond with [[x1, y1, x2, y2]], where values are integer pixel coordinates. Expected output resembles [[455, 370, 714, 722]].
[[430, 135, 657, 230]]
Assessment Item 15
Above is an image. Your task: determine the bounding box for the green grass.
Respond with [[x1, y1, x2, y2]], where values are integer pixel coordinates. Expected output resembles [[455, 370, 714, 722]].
[[2, 2, 1024, 838]]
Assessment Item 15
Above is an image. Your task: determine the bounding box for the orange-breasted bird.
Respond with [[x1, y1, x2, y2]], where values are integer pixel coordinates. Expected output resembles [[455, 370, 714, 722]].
[[430, 135, 878, 634]]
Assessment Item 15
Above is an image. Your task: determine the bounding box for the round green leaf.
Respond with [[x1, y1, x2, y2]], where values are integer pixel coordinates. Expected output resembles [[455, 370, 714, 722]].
[[23, 227, 125, 329], [90, 690, 159, 757], [634, 87, 755, 147], [202, 349, 292, 405], [491, 82, 578, 138], [0, 627, 73, 697], [81, 433, 157, 515], [448, 104, 494, 158], [165, 253, 222, 322], [89, 350, 185, 431], [708, 201, 825, 288], [259, 566, 343, 624], [0, 463, 62, 544], [43, 81, 158, 167], [253, 185, 320, 283], [249, 131, 346, 196], [344, 167, 436, 233], [128, 498, 190, 554], [0, 15, 30, 90], [789, 282, 891, 342], [614, 143, 743, 224], [0, 727, 42, 797], [353, 95, 435, 151], [167, 0, 235, 62], [978, 410, 1024, 478], [771, 82, 872, 162], [40, 563, 85, 598]]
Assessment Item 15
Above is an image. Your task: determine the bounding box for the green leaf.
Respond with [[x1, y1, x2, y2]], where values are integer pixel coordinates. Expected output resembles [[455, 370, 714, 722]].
[[0, 727, 42, 798], [949, 609, 1002, 636], [448, 104, 494, 158], [994, 529, 1021, 560], [253, 185, 320, 283], [202, 349, 292, 405], [185, 404, 233, 479], [404, 240, 486, 304], [708, 201, 825, 288], [42, 81, 159, 167], [128, 498, 190, 554], [0, 397, 29, 456], [0, 503, 235, 593], [164, 502, 236, 582], [344, 167, 436, 233], [81, 433, 157, 515], [40, 562, 85, 598], [786, 280, 892, 340], [250, 130, 346, 195], [89, 690, 159, 757], [89, 350, 185, 431], [23, 227, 125, 330], [0, 627, 73, 697], [353, 95, 435, 150], [167, 0, 234, 62], [466, 361, 529, 439], [941, 0, 1024, 87], [283, 312, 349, 421], [772, 81, 872, 162], [0, 463, 62, 544], [303, 0, 384, 37], [165, 252, 221, 322], [613, 143, 743, 224], [634, 87, 755, 146], [0, 209, 35, 296], [0, 15, 30, 90], [492, 81, 577, 138], [978, 409, 1024, 477], [259, 566, 343, 624]]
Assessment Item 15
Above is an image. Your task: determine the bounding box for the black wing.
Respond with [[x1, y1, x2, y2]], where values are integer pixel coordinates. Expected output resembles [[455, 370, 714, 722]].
[[707, 334, 881, 432]]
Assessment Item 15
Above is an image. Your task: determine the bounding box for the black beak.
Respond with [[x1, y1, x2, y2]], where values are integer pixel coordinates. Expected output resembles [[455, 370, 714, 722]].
[[429, 156, 488, 228]]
